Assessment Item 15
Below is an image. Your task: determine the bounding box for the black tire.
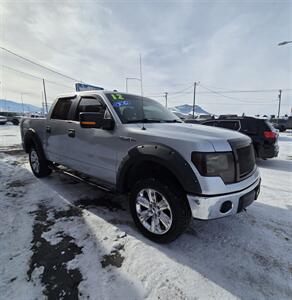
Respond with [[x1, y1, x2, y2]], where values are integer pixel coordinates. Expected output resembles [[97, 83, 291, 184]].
[[29, 145, 52, 178], [129, 178, 191, 243], [279, 126, 286, 132]]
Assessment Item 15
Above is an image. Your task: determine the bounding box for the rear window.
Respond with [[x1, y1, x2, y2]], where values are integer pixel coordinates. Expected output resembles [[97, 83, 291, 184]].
[[240, 118, 258, 134], [264, 120, 275, 131], [51, 97, 75, 120], [217, 120, 240, 131], [203, 121, 218, 126]]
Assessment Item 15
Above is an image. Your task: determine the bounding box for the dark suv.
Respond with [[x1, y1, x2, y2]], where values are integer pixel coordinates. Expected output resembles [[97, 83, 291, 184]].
[[202, 116, 279, 159]]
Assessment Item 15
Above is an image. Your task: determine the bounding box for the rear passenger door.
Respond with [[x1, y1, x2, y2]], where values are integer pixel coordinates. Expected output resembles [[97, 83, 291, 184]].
[[45, 96, 77, 166], [217, 120, 240, 131]]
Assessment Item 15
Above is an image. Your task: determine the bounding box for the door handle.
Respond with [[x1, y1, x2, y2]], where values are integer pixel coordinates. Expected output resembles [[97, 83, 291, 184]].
[[46, 126, 51, 133], [68, 129, 75, 138]]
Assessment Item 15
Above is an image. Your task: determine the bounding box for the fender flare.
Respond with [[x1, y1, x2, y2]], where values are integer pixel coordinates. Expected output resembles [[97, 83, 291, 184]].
[[23, 129, 44, 155], [116, 143, 202, 195]]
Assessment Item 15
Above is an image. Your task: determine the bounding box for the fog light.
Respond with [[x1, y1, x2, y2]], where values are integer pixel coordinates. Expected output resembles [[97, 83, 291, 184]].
[[220, 201, 233, 213]]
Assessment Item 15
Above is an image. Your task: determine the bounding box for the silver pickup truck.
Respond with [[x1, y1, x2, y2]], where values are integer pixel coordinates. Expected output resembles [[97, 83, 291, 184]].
[[21, 91, 261, 243]]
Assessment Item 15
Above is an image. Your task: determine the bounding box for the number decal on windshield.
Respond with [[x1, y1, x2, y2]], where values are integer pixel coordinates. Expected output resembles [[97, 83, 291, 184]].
[[111, 93, 125, 100], [113, 100, 129, 107]]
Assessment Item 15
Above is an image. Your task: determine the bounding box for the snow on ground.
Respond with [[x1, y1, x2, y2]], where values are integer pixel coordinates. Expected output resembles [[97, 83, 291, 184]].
[[0, 124, 291, 299]]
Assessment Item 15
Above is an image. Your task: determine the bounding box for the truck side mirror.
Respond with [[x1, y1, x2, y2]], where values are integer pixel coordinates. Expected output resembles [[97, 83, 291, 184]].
[[102, 118, 115, 130], [79, 112, 115, 130]]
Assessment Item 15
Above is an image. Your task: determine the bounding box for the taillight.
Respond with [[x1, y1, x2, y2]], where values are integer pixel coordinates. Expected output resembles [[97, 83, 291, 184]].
[[263, 131, 277, 139]]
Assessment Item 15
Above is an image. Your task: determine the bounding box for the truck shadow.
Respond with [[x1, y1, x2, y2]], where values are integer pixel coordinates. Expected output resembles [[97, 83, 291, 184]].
[[41, 171, 292, 300]]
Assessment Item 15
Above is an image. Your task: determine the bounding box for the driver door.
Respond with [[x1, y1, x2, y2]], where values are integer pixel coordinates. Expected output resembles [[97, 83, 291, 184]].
[[64, 95, 118, 185]]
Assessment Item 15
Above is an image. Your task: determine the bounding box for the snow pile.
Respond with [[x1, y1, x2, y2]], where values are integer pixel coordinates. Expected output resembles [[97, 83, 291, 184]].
[[0, 125, 292, 299]]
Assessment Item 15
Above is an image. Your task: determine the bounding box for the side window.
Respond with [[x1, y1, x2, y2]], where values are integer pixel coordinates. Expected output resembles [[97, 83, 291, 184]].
[[75, 96, 106, 121], [240, 119, 257, 133], [218, 121, 240, 131], [51, 97, 75, 120], [203, 121, 217, 126]]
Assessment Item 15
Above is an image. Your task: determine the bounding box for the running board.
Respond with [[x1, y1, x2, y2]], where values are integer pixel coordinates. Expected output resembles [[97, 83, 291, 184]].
[[50, 165, 113, 192]]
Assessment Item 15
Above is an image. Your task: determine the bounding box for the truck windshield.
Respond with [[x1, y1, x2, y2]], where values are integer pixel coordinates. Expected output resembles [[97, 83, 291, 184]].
[[106, 92, 182, 124]]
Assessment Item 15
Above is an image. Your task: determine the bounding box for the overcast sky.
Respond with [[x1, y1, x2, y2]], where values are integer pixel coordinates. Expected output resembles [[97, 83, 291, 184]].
[[0, 0, 291, 115]]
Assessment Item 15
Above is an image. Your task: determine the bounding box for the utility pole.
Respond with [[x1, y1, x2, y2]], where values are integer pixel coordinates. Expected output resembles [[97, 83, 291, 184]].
[[20, 93, 24, 115], [42, 78, 48, 114], [164, 92, 168, 108], [192, 82, 198, 118], [277, 89, 282, 118], [41, 91, 45, 116]]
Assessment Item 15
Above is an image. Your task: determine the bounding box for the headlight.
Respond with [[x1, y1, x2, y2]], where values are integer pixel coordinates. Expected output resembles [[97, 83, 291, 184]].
[[191, 152, 236, 184]]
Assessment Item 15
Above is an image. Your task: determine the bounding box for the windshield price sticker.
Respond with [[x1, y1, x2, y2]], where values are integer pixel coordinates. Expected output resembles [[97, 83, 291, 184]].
[[113, 100, 129, 107]]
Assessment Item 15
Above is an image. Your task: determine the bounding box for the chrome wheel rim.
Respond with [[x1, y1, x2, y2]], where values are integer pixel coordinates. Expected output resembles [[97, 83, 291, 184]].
[[30, 149, 40, 173], [136, 188, 173, 235]]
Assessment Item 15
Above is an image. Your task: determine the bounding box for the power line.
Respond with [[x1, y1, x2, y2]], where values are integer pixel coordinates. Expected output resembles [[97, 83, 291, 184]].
[[0, 46, 81, 82], [146, 84, 193, 97], [148, 86, 292, 98], [198, 83, 279, 104], [1, 64, 73, 89]]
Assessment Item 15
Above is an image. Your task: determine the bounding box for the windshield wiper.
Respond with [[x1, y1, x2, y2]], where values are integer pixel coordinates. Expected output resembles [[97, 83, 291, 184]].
[[126, 118, 163, 124]]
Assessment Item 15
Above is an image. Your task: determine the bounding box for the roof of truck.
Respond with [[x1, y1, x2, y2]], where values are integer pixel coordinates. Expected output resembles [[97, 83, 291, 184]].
[[55, 90, 144, 99]]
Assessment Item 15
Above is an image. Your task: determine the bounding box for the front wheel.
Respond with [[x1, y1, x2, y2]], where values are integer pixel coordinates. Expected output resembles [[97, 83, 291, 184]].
[[29, 147, 52, 178], [129, 178, 191, 243]]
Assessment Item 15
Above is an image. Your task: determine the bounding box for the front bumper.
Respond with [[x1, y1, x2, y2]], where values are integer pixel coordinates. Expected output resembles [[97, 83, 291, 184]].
[[187, 177, 261, 220]]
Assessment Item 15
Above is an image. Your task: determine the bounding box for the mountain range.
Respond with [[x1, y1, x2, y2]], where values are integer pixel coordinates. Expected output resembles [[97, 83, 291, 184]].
[[0, 99, 42, 113], [170, 104, 209, 115], [0, 99, 209, 116]]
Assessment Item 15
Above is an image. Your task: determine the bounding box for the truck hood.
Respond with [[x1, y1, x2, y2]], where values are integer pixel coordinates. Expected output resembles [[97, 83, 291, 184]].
[[125, 122, 251, 152]]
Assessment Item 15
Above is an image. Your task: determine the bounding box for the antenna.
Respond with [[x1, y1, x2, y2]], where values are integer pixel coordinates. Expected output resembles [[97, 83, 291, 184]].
[[139, 53, 146, 130]]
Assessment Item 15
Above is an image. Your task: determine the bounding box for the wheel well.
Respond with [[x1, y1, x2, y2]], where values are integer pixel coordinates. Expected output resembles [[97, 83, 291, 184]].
[[24, 136, 34, 153], [125, 161, 185, 194], [23, 132, 40, 153]]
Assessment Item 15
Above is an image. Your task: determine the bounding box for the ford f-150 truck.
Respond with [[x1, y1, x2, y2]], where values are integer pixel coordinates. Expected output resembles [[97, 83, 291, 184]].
[[20, 91, 261, 243]]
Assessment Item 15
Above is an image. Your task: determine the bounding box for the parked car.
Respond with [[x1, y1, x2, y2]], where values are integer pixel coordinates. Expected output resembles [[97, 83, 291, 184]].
[[7, 115, 22, 125], [202, 116, 279, 159], [20, 91, 261, 243], [0, 115, 8, 125], [271, 116, 292, 132], [184, 114, 215, 124]]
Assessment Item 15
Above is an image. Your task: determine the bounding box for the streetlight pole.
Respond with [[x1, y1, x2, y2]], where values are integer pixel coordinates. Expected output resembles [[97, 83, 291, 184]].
[[42, 78, 48, 114], [21, 93, 24, 115], [125, 77, 141, 93]]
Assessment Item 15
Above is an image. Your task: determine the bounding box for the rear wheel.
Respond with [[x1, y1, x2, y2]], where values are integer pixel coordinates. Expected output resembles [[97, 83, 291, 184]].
[[29, 146, 52, 178], [12, 119, 19, 126], [129, 178, 191, 243]]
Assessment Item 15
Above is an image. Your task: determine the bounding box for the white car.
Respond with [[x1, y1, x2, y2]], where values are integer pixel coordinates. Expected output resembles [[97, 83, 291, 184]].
[[0, 115, 7, 125]]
